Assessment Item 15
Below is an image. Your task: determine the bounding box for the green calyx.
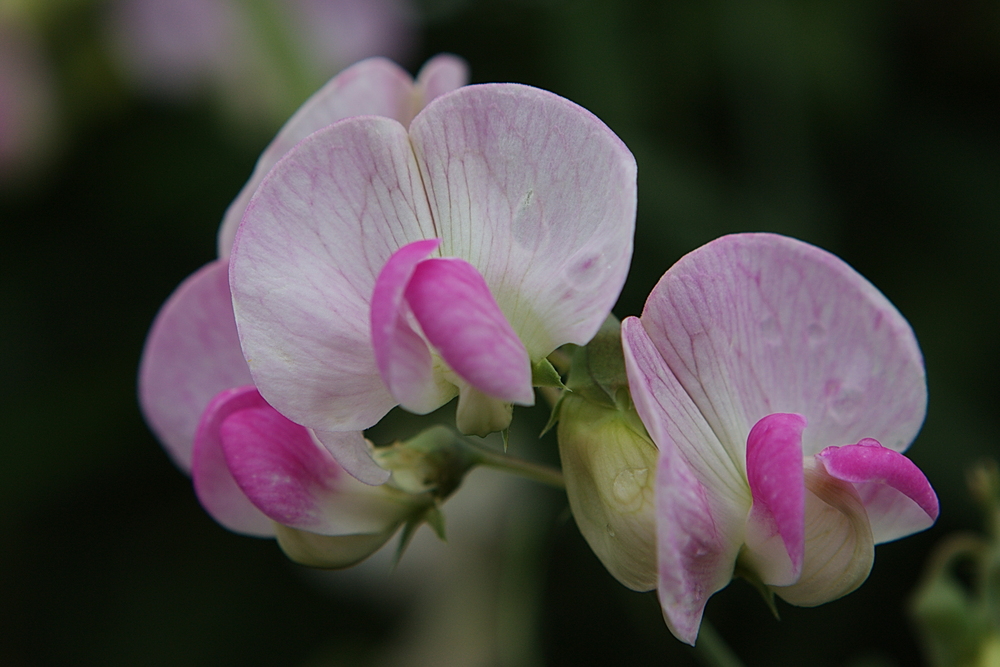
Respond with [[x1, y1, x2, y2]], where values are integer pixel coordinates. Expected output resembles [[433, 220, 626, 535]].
[[373, 424, 480, 500], [545, 314, 641, 435]]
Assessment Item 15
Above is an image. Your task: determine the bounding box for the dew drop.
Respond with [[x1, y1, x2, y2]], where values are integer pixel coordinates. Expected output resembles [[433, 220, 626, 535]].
[[612, 467, 649, 509], [807, 322, 826, 344]]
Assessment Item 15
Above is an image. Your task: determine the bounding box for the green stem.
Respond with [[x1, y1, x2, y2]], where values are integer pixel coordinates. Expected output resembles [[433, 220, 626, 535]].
[[691, 620, 745, 667], [464, 440, 565, 490]]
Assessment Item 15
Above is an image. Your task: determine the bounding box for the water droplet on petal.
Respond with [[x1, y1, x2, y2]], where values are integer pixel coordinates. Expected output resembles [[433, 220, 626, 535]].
[[612, 467, 649, 509], [807, 322, 826, 345]]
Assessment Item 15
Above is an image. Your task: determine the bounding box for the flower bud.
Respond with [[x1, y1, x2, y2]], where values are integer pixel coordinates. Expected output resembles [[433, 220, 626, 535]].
[[372, 424, 480, 499], [558, 391, 659, 591], [556, 316, 659, 591]]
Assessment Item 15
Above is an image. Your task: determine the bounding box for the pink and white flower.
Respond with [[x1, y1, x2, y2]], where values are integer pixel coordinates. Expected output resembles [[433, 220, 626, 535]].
[[619, 233, 939, 644], [229, 81, 637, 480], [138, 57, 468, 555]]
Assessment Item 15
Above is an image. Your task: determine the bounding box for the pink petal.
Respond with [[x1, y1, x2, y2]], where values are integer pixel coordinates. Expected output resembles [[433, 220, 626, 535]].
[[408, 83, 636, 359], [655, 434, 741, 646], [636, 233, 926, 458], [218, 391, 341, 531], [743, 413, 806, 586], [622, 317, 748, 509], [415, 54, 470, 105], [214, 389, 405, 535], [623, 317, 746, 644], [217, 57, 420, 256], [406, 257, 533, 405], [314, 429, 390, 486], [138, 259, 252, 471], [231, 115, 435, 433], [370, 238, 451, 413], [816, 441, 939, 543], [191, 386, 274, 537]]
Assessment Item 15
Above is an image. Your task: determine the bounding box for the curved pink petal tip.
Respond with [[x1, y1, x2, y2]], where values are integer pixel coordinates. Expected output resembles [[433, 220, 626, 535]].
[[370, 238, 441, 412], [191, 386, 275, 537], [406, 257, 533, 405], [315, 429, 391, 486], [219, 393, 343, 531], [817, 440, 939, 543], [745, 413, 806, 584]]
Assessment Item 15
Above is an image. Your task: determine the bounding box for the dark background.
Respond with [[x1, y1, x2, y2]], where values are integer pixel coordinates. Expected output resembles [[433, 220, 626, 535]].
[[2, 0, 998, 665]]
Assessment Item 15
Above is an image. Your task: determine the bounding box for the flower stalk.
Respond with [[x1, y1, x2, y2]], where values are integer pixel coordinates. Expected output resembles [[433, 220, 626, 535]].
[[464, 438, 565, 490]]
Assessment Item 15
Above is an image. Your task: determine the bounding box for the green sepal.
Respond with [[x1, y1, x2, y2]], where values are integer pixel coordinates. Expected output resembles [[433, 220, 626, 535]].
[[540, 391, 565, 436], [584, 315, 629, 402], [501, 427, 509, 452], [392, 503, 449, 568], [424, 505, 447, 542], [565, 315, 627, 409], [393, 516, 422, 569], [532, 357, 567, 389]]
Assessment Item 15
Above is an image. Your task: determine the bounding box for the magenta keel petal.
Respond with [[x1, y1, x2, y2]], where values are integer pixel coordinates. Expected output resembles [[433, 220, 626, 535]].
[[370, 238, 442, 412], [219, 395, 344, 531], [816, 441, 939, 543], [744, 413, 806, 585], [406, 257, 533, 405], [191, 386, 275, 537]]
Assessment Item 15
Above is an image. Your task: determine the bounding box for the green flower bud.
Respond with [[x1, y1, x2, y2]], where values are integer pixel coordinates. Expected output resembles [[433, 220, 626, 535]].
[[555, 316, 659, 591], [558, 390, 658, 591], [373, 424, 480, 499]]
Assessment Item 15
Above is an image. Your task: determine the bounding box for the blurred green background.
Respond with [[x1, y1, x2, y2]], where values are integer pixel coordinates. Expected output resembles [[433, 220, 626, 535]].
[[1, 0, 998, 665]]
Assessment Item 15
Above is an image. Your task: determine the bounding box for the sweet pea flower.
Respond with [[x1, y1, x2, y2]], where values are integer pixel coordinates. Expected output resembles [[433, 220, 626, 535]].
[[229, 82, 637, 481], [194, 384, 437, 567], [140, 54, 466, 473], [138, 56, 468, 556], [615, 233, 938, 644]]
